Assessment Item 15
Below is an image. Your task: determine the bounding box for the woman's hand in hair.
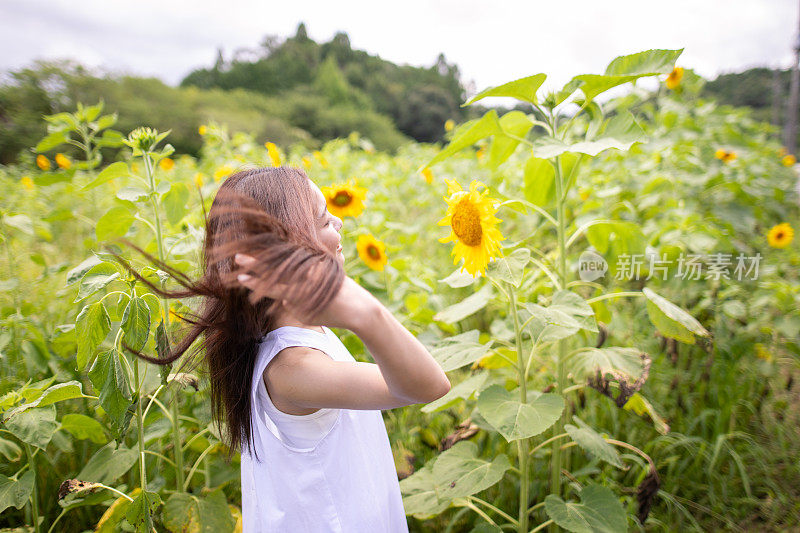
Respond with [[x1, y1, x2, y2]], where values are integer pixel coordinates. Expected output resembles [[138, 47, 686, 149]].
[[234, 253, 380, 332]]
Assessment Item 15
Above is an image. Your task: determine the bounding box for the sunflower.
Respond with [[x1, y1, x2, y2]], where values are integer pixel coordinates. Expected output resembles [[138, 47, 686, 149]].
[[36, 155, 50, 171], [753, 343, 772, 361], [265, 142, 281, 167], [55, 153, 72, 169], [666, 67, 684, 90], [198, 125, 207, 135], [782, 154, 796, 167], [193, 173, 205, 188], [357, 234, 388, 271], [214, 165, 232, 182], [20, 176, 34, 190], [714, 149, 736, 163], [321, 178, 367, 218], [767, 223, 794, 248], [437, 178, 505, 277], [159, 157, 174, 171]]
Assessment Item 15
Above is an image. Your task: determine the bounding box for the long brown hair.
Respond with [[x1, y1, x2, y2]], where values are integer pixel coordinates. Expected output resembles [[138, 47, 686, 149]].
[[108, 166, 345, 460]]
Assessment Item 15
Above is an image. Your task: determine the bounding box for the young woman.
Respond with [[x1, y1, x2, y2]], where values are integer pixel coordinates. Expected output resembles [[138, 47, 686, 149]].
[[117, 166, 451, 532]]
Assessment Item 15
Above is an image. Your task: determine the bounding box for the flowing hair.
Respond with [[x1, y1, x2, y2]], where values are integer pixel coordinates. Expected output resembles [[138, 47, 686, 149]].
[[107, 166, 345, 460]]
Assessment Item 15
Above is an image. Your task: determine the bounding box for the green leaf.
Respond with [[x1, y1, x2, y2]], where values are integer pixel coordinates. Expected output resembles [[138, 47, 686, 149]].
[[399, 463, 452, 518], [531, 112, 647, 159], [96, 206, 135, 242], [4, 381, 88, 419], [96, 113, 118, 131], [643, 287, 709, 344], [523, 157, 556, 208], [549, 291, 598, 333], [487, 248, 530, 288], [438, 268, 478, 288], [568, 48, 683, 103], [434, 284, 493, 324], [604, 48, 684, 77], [75, 262, 120, 302], [162, 182, 190, 225], [77, 442, 138, 483], [544, 484, 627, 533], [0, 437, 22, 462], [162, 490, 236, 533], [421, 111, 502, 170], [116, 186, 149, 202], [565, 419, 623, 468], [121, 297, 151, 353], [432, 441, 511, 499], [477, 385, 564, 442], [464, 74, 547, 106], [488, 111, 535, 169], [431, 330, 493, 372], [549, 79, 583, 107], [422, 373, 488, 414], [623, 393, 670, 435], [2, 214, 33, 235], [35, 130, 70, 152], [60, 413, 108, 444], [88, 350, 132, 430], [570, 347, 646, 384], [4, 406, 58, 450], [522, 290, 597, 345], [0, 471, 35, 513], [83, 162, 130, 190], [76, 302, 111, 370], [66, 255, 103, 285], [126, 490, 162, 533]]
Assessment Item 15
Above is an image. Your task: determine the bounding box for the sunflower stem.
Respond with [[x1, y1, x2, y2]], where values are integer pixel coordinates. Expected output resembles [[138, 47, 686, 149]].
[[508, 282, 530, 533], [550, 112, 570, 513]]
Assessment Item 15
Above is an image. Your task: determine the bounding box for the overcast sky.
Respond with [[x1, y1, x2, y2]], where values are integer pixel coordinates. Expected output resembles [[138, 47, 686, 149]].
[[1, 0, 798, 98]]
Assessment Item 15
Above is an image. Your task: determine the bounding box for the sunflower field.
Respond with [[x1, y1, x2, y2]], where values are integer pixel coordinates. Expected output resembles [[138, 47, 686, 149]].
[[1, 48, 799, 532]]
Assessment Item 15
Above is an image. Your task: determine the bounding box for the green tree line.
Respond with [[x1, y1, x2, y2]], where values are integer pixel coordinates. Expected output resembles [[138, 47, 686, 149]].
[[0, 23, 488, 165]]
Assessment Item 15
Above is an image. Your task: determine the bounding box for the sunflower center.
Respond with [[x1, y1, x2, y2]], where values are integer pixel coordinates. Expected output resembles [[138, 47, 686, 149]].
[[776, 231, 785, 240], [367, 244, 381, 260], [333, 191, 353, 206], [451, 198, 482, 246]]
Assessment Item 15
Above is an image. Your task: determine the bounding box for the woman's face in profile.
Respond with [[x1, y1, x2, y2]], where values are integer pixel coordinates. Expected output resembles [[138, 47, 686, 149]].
[[308, 179, 344, 265]]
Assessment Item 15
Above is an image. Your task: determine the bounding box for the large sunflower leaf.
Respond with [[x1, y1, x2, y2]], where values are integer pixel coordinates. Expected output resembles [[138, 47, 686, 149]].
[[544, 484, 627, 533], [399, 463, 453, 518], [567, 48, 683, 102], [431, 330, 493, 372], [432, 441, 511, 499], [643, 287, 709, 344], [531, 112, 646, 159], [522, 290, 597, 345], [4, 406, 58, 450], [570, 347, 646, 383], [565, 418, 623, 469], [421, 110, 502, 170], [488, 111, 535, 169], [463, 74, 547, 106], [0, 471, 35, 513], [549, 291, 598, 333], [422, 372, 488, 413], [523, 156, 556, 208], [477, 385, 564, 442], [487, 248, 530, 287], [434, 284, 493, 325]]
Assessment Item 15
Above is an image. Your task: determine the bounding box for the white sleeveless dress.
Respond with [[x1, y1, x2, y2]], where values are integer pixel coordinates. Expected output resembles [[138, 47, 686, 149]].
[[240, 325, 410, 533]]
